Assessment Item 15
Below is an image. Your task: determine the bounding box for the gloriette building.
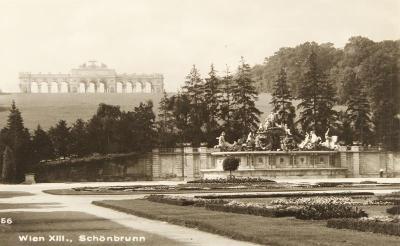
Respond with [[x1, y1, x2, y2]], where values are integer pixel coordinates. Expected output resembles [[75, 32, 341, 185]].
[[19, 61, 164, 93]]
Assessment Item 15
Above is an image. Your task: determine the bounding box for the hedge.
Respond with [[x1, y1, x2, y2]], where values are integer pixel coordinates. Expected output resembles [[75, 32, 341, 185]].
[[327, 219, 400, 237], [387, 206, 400, 215]]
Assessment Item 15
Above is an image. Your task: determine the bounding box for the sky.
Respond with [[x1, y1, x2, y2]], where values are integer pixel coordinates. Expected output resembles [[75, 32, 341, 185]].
[[0, 0, 399, 92]]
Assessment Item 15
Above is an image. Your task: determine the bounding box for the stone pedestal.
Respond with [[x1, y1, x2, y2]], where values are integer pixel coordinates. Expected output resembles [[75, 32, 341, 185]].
[[350, 146, 361, 177], [183, 143, 194, 181], [199, 143, 208, 170], [175, 146, 184, 179], [151, 148, 161, 180], [24, 173, 36, 184]]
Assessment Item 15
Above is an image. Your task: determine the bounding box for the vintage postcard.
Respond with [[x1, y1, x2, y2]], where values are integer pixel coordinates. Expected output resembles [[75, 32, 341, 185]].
[[0, 0, 399, 245]]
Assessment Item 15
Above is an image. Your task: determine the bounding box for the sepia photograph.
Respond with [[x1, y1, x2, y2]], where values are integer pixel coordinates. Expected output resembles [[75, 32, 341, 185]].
[[0, 0, 399, 245]]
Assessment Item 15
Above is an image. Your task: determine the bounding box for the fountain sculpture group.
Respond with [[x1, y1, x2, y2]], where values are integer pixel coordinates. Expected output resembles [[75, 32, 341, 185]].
[[215, 112, 339, 152]]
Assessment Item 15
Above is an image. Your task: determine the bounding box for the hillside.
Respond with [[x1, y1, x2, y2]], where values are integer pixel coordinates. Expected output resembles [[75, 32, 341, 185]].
[[0, 93, 275, 131]]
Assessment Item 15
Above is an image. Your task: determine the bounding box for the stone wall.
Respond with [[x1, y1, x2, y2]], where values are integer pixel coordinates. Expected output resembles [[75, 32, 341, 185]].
[[35, 145, 400, 182], [36, 153, 152, 182]]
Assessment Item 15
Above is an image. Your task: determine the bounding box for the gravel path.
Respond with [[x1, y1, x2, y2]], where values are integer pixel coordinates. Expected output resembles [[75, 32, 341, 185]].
[[0, 182, 258, 246]]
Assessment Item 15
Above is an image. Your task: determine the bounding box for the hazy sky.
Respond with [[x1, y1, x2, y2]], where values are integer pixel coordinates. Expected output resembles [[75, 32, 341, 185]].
[[0, 0, 399, 92]]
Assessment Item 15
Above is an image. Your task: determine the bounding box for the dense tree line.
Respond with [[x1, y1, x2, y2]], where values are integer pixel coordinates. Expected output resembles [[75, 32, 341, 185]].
[[253, 36, 400, 150], [0, 101, 156, 183], [156, 57, 260, 147]]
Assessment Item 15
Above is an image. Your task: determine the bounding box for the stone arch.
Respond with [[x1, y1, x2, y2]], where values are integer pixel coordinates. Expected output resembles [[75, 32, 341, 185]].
[[134, 82, 143, 93], [116, 82, 123, 93], [97, 82, 106, 93], [144, 81, 152, 93], [40, 81, 49, 93], [50, 82, 58, 93], [87, 82, 95, 93], [30, 81, 39, 93], [126, 82, 134, 93], [78, 82, 86, 93], [60, 82, 69, 93]]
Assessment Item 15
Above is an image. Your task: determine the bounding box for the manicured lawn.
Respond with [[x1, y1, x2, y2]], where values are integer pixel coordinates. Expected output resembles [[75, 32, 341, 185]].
[[0, 203, 60, 210], [94, 199, 400, 246], [0, 191, 33, 198], [0, 211, 180, 246]]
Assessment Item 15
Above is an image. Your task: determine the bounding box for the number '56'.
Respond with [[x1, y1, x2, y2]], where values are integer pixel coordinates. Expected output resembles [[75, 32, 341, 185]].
[[0, 218, 12, 224]]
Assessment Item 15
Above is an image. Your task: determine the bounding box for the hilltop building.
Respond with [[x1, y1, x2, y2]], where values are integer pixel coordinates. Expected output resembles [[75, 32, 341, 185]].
[[19, 61, 164, 93]]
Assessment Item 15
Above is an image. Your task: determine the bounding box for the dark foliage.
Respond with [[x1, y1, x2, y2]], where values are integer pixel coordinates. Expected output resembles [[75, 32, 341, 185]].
[[327, 218, 400, 237]]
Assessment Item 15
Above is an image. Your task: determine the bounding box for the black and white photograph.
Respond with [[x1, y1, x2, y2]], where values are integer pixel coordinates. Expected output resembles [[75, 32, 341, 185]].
[[0, 0, 399, 245]]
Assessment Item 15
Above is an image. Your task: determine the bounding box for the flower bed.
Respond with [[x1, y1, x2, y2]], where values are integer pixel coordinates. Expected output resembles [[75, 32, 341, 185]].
[[195, 192, 374, 200], [295, 203, 367, 220], [73, 185, 172, 192], [327, 217, 400, 236], [205, 197, 367, 220], [205, 201, 300, 218], [271, 197, 393, 206], [187, 177, 276, 184]]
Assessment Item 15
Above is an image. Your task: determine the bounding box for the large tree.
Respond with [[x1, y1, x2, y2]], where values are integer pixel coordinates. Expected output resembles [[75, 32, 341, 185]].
[[182, 65, 206, 145], [297, 50, 337, 136], [87, 104, 122, 153], [1, 146, 15, 183], [358, 40, 400, 150], [48, 120, 71, 157], [32, 125, 54, 163], [271, 67, 296, 130], [0, 101, 32, 182], [231, 57, 261, 139], [345, 73, 373, 145], [203, 64, 222, 145], [219, 66, 236, 141], [156, 92, 177, 147], [69, 119, 90, 156]]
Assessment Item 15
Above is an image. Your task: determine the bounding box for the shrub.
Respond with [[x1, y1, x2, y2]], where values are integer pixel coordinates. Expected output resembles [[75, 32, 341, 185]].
[[222, 157, 240, 178], [387, 206, 400, 215], [327, 218, 400, 236]]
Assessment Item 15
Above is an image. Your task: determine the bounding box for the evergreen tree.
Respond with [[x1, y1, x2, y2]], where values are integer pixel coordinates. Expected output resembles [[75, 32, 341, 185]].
[[169, 92, 192, 144], [1, 101, 32, 182], [69, 119, 90, 156], [182, 65, 206, 145], [86, 104, 122, 153], [231, 57, 261, 139], [345, 74, 373, 145], [32, 125, 54, 163], [219, 66, 236, 141], [131, 101, 156, 152], [48, 120, 71, 157], [203, 64, 222, 145], [1, 146, 15, 183], [338, 111, 353, 146], [271, 67, 296, 130], [297, 51, 337, 137], [157, 92, 177, 147]]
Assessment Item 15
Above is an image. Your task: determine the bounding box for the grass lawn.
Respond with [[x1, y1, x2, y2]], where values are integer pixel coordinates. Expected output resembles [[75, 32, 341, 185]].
[[0, 191, 33, 198], [0, 211, 181, 246], [93, 199, 400, 246], [0, 203, 60, 210]]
